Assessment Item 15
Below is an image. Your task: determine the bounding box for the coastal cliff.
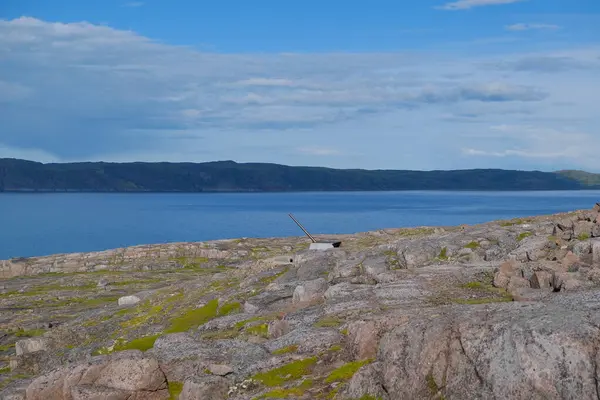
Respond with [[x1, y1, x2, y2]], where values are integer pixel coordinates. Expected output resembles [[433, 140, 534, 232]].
[[2, 204, 600, 399]]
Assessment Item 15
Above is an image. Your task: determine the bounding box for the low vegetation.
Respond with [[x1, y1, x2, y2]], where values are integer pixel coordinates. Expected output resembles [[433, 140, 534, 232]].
[[165, 299, 219, 333], [517, 232, 532, 241], [325, 359, 374, 383], [314, 316, 343, 328], [253, 358, 318, 387]]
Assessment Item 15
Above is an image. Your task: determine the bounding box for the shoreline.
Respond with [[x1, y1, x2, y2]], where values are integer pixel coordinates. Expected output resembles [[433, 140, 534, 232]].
[[0, 207, 584, 279]]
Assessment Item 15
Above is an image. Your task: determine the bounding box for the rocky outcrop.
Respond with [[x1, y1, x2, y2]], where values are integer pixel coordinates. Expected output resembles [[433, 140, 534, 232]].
[[0, 241, 250, 279], [24, 351, 168, 400], [3, 205, 600, 399], [378, 292, 600, 400]]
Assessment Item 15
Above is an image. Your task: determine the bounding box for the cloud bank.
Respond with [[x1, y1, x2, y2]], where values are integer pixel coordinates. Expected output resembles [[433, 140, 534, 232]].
[[437, 0, 525, 11], [0, 17, 599, 171]]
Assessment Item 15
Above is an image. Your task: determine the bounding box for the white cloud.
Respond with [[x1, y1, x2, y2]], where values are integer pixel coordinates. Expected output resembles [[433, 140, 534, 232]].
[[0, 17, 599, 170], [297, 147, 341, 156], [235, 78, 296, 87], [506, 23, 560, 31], [462, 148, 563, 158], [463, 125, 600, 169], [437, 0, 525, 11]]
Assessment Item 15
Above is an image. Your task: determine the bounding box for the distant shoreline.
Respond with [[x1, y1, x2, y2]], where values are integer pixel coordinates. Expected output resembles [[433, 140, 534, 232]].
[[2, 188, 600, 194], [1, 158, 599, 192]]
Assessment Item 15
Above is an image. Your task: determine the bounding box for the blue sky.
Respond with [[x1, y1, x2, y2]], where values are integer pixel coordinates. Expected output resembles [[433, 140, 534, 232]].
[[1, 0, 599, 171]]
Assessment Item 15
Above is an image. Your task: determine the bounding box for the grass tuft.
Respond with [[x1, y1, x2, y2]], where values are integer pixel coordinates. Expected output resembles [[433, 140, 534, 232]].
[[14, 328, 45, 338], [245, 323, 269, 338], [517, 232, 532, 241], [314, 316, 343, 328], [578, 233, 590, 241], [165, 299, 219, 333], [273, 345, 298, 355], [217, 301, 242, 317], [254, 379, 314, 399], [168, 381, 184, 400], [201, 329, 240, 340], [114, 334, 161, 352], [325, 359, 374, 383], [438, 247, 448, 260], [253, 358, 317, 387]]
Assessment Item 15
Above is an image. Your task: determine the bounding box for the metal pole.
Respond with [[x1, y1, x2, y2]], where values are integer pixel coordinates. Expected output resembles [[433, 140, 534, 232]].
[[288, 213, 317, 243]]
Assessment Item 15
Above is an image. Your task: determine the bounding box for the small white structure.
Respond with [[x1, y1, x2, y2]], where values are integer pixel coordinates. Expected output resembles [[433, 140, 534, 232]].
[[309, 242, 341, 250], [288, 213, 342, 251]]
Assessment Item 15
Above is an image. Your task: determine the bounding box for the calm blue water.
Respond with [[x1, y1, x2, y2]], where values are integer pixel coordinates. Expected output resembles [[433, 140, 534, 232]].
[[1, 191, 599, 259]]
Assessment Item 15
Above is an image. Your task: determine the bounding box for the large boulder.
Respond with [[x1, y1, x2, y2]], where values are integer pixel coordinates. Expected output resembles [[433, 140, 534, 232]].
[[179, 376, 229, 400], [15, 337, 50, 356], [292, 278, 328, 304], [24, 351, 168, 400], [378, 291, 600, 400]]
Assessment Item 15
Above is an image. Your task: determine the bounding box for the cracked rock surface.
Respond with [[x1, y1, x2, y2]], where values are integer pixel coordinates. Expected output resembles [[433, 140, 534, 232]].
[[2, 205, 600, 399]]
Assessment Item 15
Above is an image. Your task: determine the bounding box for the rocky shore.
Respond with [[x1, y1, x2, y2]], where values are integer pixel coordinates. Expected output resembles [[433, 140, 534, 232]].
[[2, 204, 600, 399]]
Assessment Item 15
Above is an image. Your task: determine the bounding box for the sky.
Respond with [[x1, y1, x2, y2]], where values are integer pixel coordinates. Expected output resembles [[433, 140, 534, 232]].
[[1, 0, 599, 171]]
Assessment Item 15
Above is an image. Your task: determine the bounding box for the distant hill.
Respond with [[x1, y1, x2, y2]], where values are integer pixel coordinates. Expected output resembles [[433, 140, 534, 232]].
[[556, 170, 600, 188], [0, 158, 599, 192]]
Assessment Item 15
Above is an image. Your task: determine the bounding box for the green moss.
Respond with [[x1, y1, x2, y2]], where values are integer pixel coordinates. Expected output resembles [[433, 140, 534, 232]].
[[217, 301, 242, 317], [517, 232, 532, 241], [165, 299, 219, 333], [255, 379, 314, 399], [325, 359, 373, 383], [14, 328, 45, 338], [168, 381, 184, 400], [206, 278, 240, 293], [314, 316, 343, 328], [246, 323, 269, 338], [460, 281, 484, 289], [0, 366, 10, 374], [438, 247, 448, 260], [172, 256, 210, 268], [259, 268, 289, 285], [578, 233, 591, 241], [112, 279, 163, 287], [329, 345, 343, 352], [464, 241, 480, 249], [115, 308, 135, 317], [201, 329, 240, 340], [253, 358, 317, 387], [426, 373, 446, 399], [340, 329, 349, 335], [91, 347, 112, 356], [273, 345, 298, 355], [234, 316, 271, 330], [114, 334, 161, 352], [500, 218, 530, 227], [0, 343, 15, 352], [326, 387, 340, 399], [396, 227, 435, 237], [121, 305, 164, 329]]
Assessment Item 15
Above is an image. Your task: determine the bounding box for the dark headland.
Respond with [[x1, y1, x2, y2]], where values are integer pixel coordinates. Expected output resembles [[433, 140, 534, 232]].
[[2, 204, 600, 398], [1, 158, 600, 192]]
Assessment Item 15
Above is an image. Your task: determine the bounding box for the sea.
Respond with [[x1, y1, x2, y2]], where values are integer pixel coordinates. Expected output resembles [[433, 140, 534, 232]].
[[1, 191, 599, 260]]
